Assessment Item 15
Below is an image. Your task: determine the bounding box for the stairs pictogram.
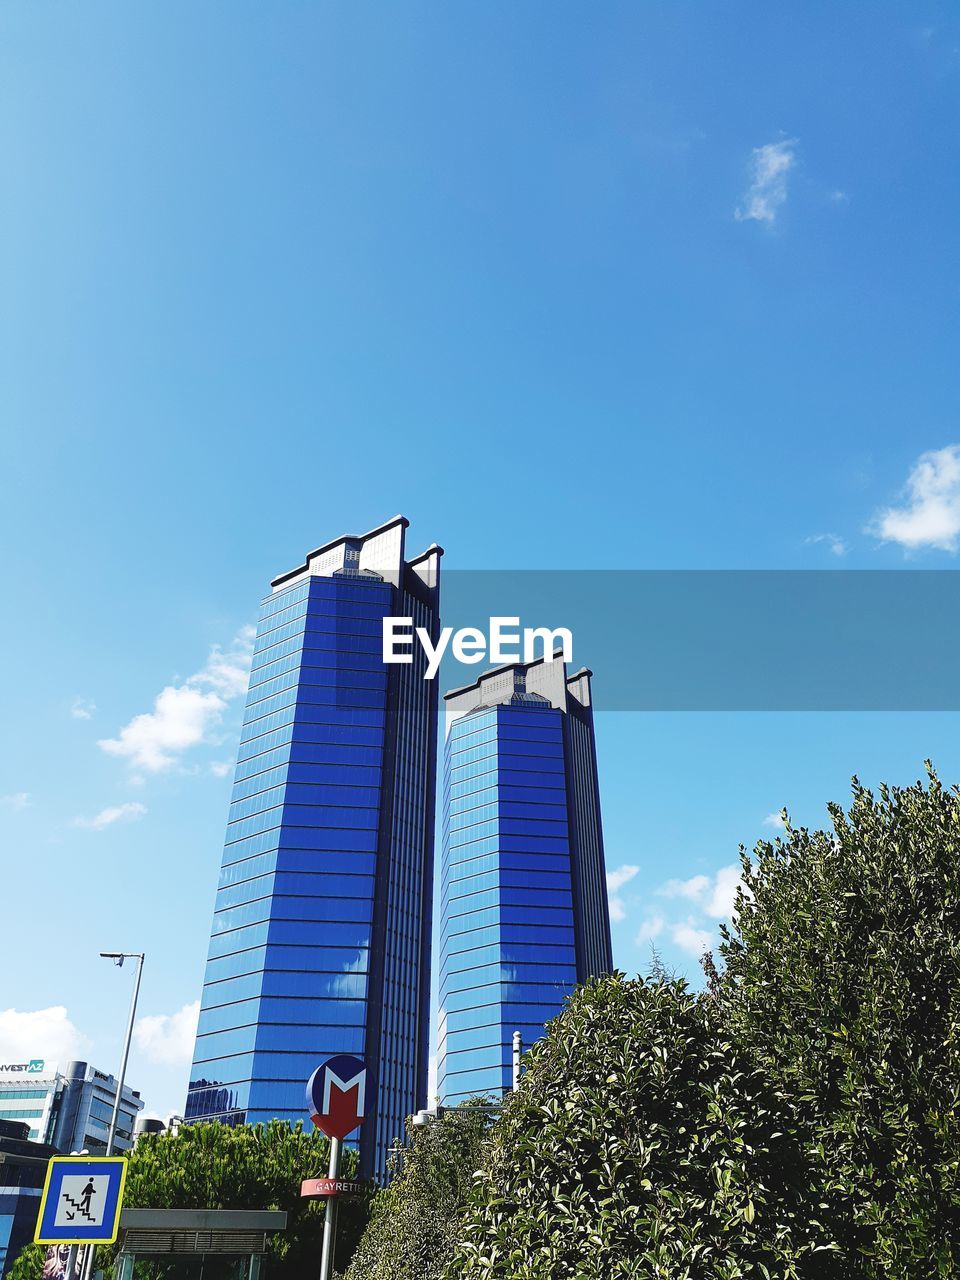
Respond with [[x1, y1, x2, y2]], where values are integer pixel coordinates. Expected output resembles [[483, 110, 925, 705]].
[[61, 1192, 96, 1223]]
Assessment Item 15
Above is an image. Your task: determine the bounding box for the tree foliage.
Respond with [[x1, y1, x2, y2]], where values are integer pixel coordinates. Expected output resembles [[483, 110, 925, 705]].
[[124, 1120, 369, 1276], [8, 1121, 370, 1280], [14, 769, 960, 1280], [7, 1244, 45, 1280], [345, 1101, 490, 1280], [448, 974, 839, 1279], [719, 768, 960, 1276]]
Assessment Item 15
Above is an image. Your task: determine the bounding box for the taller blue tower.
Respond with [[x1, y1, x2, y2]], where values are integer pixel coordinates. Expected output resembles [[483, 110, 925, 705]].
[[185, 517, 441, 1180], [438, 657, 612, 1105]]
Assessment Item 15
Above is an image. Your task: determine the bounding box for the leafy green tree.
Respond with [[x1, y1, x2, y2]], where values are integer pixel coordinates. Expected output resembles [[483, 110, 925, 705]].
[[449, 974, 838, 1280], [345, 1100, 490, 1280], [123, 1120, 370, 1276], [9, 1121, 371, 1280], [7, 1243, 45, 1280], [719, 768, 960, 1276]]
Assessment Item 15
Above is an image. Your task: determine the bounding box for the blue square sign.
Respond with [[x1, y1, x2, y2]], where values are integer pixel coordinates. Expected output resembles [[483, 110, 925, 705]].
[[35, 1157, 128, 1245]]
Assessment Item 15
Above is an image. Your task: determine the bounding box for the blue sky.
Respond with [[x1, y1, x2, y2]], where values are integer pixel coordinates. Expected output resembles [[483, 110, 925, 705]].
[[2, 2, 959, 1119]]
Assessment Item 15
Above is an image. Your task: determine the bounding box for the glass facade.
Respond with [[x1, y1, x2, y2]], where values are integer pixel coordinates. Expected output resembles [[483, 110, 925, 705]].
[[186, 518, 441, 1181], [438, 661, 612, 1105]]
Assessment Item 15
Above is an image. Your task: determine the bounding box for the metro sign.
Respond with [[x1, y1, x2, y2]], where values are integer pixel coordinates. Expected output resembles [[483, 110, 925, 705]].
[[306, 1055, 369, 1141]]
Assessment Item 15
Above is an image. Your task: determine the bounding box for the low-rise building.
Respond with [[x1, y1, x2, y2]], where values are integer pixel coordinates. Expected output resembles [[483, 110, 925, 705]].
[[0, 1060, 144, 1154]]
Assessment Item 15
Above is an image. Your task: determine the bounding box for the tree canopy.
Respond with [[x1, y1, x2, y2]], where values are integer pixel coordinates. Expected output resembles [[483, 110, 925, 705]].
[[720, 767, 960, 1275], [444, 769, 960, 1278], [345, 1100, 490, 1280], [125, 1120, 369, 1276], [13, 769, 960, 1280], [448, 974, 839, 1280], [8, 1120, 370, 1280]]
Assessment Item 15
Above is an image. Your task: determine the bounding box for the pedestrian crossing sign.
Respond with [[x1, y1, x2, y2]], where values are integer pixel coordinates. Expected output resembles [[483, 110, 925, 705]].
[[35, 1156, 128, 1245]]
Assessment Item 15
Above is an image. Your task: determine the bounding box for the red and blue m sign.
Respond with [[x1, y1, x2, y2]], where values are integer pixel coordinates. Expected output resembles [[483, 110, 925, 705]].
[[306, 1055, 370, 1141]]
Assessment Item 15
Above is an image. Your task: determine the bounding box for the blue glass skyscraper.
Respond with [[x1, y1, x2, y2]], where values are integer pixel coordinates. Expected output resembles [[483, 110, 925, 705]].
[[438, 657, 613, 1104], [185, 517, 441, 1180]]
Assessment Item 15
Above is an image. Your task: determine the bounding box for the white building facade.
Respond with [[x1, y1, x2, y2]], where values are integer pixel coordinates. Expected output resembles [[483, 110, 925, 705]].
[[0, 1059, 143, 1152]]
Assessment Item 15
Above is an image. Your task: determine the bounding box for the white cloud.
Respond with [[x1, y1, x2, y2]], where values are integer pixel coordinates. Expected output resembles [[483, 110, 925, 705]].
[[704, 865, 741, 918], [735, 138, 797, 224], [0, 792, 31, 811], [606, 864, 640, 924], [209, 761, 233, 778], [634, 914, 665, 946], [134, 1000, 200, 1066], [805, 532, 847, 557], [71, 697, 97, 720], [869, 446, 960, 552], [660, 863, 742, 920], [661, 873, 709, 903], [74, 801, 147, 830], [628, 864, 748, 965], [0, 1006, 89, 1067], [764, 811, 787, 829], [198, 628, 257, 697], [607, 864, 640, 893], [99, 626, 255, 773], [671, 921, 715, 957]]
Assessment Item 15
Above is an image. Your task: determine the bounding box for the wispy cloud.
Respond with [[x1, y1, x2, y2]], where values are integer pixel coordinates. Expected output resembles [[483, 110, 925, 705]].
[[614, 864, 744, 947], [671, 921, 715, 957], [868, 446, 960, 552], [74, 801, 147, 831], [764, 811, 787, 829], [71, 697, 97, 721], [607, 864, 641, 893], [735, 138, 797, 225], [0, 793, 31, 811], [638, 864, 745, 957], [134, 1000, 200, 1066], [99, 626, 255, 773], [607, 863, 641, 923], [209, 761, 232, 779], [660, 864, 742, 919], [0, 1006, 89, 1064], [634, 914, 665, 946], [805, 532, 847, 557]]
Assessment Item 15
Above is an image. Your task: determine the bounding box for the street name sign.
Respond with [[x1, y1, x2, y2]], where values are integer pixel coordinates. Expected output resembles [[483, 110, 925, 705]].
[[300, 1178, 365, 1198]]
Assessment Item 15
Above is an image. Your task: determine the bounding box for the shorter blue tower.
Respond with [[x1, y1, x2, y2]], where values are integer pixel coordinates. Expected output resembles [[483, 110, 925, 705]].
[[438, 657, 612, 1104]]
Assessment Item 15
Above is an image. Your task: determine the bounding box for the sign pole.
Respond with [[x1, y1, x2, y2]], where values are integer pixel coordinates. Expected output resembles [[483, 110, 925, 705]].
[[306, 1054, 368, 1280], [64, 1246, 79, 1280], [318, 1136, 341, 1280]]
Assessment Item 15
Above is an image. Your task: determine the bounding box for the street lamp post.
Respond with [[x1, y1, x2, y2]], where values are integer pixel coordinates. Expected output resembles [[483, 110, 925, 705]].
[[99, 953, 145, 1157], [74, 952, 144, 1280]]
